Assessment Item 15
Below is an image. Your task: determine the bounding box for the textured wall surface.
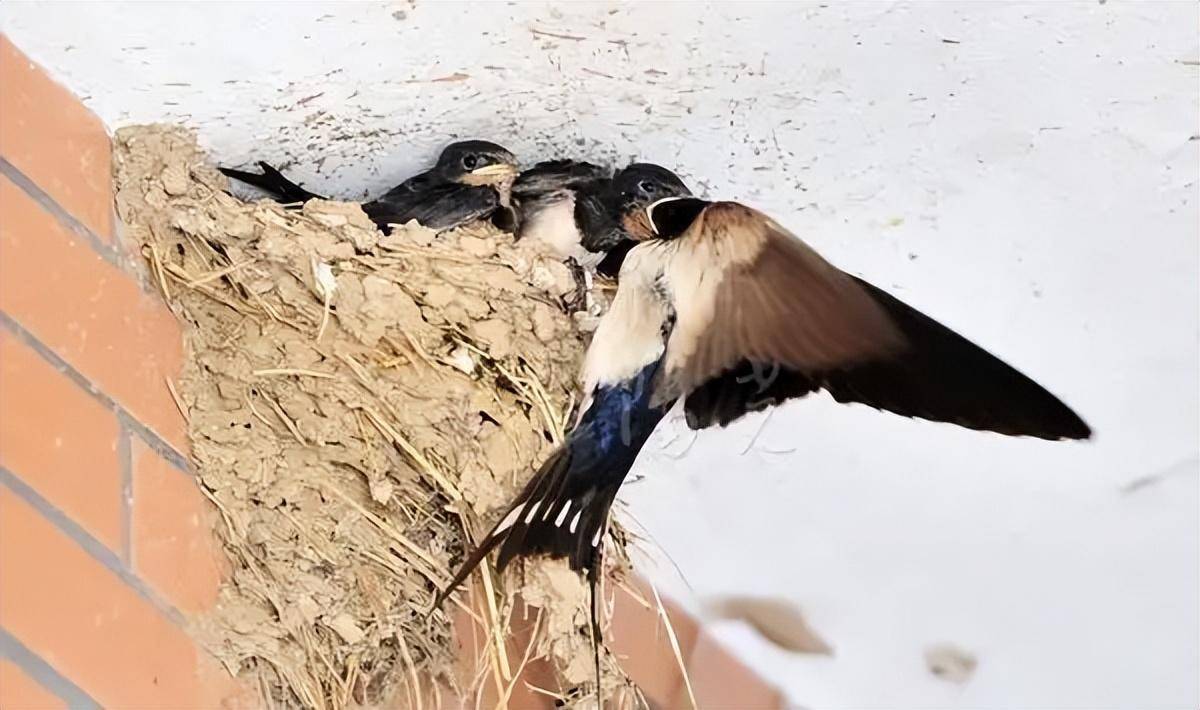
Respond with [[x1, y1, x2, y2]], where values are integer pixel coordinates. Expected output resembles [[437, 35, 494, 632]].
[[3, 2, 1197, 707]]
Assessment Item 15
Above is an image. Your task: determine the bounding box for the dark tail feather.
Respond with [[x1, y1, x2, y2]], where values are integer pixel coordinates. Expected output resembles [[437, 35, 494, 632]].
[[431, 445, 620, 610], [219, 161, 325, 204], [432, 456, 611, 696], [433, 361, 668, 610], [432, 363, 667, 710], [588, 561, 603, 702], [431, 447, 612, 698]]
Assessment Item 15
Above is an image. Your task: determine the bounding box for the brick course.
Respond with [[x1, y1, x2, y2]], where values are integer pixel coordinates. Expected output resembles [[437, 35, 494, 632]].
[[0, 35, 245, 709]]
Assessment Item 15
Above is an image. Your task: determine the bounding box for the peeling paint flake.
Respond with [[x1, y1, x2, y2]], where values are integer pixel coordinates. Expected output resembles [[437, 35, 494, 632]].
[[408, 72, 471, 84], [531, 28, 587, 42]]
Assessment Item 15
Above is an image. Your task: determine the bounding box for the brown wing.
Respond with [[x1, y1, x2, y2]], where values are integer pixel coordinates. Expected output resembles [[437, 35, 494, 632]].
[[659, 202, 1091, 440], [657, 202, 905, 402]]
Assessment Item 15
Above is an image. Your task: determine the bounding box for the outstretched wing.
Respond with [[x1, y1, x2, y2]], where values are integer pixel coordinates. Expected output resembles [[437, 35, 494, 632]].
[[655, 201, 1090, 440]]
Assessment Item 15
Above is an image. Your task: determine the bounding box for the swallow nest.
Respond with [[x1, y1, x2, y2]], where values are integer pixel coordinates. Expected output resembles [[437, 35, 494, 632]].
[[113, 125, 642, 709]]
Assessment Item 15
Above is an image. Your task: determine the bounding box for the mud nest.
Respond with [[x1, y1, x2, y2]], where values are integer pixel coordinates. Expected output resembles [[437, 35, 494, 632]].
[[113, 125, 648, 709]]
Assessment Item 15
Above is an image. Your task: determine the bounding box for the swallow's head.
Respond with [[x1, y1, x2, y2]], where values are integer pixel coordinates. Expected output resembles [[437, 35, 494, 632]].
[[610, 163, 692, 240], [437, 140, 519, 187]]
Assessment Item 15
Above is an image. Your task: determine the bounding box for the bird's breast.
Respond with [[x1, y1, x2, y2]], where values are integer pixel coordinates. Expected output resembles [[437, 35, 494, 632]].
[[520, 193, 593, 263], [582, 242, 675, 394]]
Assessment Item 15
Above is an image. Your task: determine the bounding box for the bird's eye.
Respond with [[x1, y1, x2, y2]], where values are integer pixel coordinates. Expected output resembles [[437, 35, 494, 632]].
[[638, 180, 657, 195], [462, 154, 479, 170]]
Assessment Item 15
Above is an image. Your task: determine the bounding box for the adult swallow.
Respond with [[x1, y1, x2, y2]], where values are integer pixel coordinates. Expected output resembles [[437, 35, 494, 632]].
[[435, 166, 1090, 609], [514, 161, 693, 278], [218, 140, 519, 233]]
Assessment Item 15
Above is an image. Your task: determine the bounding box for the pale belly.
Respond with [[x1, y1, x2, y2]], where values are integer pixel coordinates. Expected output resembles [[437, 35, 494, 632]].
[[521, 193, 601, 267]]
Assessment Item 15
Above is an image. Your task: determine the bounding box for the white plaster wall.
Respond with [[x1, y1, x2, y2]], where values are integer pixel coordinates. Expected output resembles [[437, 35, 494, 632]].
[[4, 2, 1196, 707]]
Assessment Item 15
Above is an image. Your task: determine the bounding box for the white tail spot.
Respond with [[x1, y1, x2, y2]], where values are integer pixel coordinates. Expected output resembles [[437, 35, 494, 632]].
[[523, 501, 542, 524], [554, 500, 572, 527], [494, 504, 525, 534], [569, 509, 583, 534], [591, 527, 604, 548]]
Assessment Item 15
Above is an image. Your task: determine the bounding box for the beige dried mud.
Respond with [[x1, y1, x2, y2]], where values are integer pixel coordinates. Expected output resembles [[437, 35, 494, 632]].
[[113, 125, 642, 709]]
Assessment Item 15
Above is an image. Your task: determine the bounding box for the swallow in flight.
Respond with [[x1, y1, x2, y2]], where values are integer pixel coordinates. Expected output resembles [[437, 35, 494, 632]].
[[435, 163, 1090, 609], [219, 140, 519, 233]]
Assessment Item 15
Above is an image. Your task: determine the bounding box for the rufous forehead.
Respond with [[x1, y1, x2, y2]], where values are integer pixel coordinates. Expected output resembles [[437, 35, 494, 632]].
[[621, 210, 655, 241]]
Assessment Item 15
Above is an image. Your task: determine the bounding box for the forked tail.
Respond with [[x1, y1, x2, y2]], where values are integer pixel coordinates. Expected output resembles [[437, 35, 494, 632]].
[[433, 360, 669, 700], [219, 161, 325, 204], [434, 361, 668, 608], [432, 429, 630, 608]]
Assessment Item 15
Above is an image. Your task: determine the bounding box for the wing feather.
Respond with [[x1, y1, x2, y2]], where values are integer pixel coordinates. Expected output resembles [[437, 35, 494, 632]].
[[657, 202, 902, 403], [657, 202, 1090, 440], [362, 182, 497, 232]]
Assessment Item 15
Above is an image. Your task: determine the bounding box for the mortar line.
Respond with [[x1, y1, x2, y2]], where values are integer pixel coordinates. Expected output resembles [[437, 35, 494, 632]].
[[118, 423, 133, 565], [0, 467, 184, 626], [0, 157, 127, 270], [0, 310, 191, 474], [0, 626, 101, 710], [0, 155, 168, 306]]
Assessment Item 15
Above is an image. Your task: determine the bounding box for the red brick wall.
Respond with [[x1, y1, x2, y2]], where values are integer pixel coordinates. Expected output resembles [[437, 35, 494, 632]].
[[0, 34, 786, 710], [0, 35, 246, 709]]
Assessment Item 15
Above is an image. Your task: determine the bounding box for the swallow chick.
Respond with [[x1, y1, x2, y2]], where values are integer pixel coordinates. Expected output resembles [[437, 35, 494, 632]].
[[433, 165, 1090, 631], [513, 161, 693, 279], [219, 140, 519, 233], [511, 159, 608, 258]]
